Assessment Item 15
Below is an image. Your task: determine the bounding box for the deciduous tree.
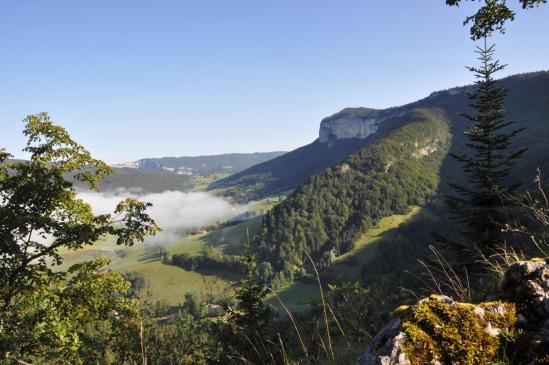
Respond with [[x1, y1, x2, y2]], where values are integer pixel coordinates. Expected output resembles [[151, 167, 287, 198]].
[[446, 0, 547, 39], [0, 113, 159, 363]]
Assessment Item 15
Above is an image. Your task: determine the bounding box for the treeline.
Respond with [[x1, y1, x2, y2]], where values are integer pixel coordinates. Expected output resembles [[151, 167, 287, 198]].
[[170, 249, 247, 274], [255, 108, 451, 285]]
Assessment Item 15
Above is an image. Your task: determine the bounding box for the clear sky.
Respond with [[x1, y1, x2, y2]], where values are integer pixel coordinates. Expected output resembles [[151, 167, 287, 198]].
[[1, 1, 548, 163]]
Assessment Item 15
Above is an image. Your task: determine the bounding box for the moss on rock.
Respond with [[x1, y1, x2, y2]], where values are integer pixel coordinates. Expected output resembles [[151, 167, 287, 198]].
[[401, 295, 516, 364]]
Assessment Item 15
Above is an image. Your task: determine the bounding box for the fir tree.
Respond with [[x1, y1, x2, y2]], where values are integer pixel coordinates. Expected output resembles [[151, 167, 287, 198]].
[[447, 41, 526, 257], [228, 242, 271, 336], [221, 240, 276, 363]]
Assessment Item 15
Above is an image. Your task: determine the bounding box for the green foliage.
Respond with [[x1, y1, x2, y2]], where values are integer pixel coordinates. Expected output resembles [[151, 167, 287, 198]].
[[446, 43, 526, 258], [0, 113, 158, 363], [229, 248, 272, 334], [256, 109, 451, 283], [327, 283, 395, 345], [401, 295, 516, 364], [446, 0, 547, 39], [218, 244, 279, 363], [170, 249, 247, 274], [2, 257, 140, 364], [144, 314, 220, 364]]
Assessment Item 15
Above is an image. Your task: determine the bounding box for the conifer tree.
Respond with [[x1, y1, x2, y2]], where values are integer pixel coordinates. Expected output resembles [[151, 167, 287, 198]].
[[447, 41, 526, 257], [221, 241, 275, 362], [228, 242, 271, 336]]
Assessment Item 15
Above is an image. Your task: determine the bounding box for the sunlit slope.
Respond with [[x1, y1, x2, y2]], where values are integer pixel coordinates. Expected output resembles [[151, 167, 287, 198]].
[[58, 233, 238, 305], [321, 206, 422, 283]]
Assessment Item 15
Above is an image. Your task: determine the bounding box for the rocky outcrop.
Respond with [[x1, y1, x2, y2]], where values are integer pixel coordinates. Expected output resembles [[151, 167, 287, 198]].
[[502, 258, 549, 328], [318, 106, 415, 145], [319, 108, 379, 143], [411, 141, 439, 158], [358, 258, 549, 364], [356, 317, 410, 365], [501, 258, 549, 361], [357, 295, 516, 365]]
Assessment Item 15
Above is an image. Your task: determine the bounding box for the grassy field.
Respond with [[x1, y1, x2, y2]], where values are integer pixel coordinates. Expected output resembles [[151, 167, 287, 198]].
[[250, 196, 283, 214], [266, 283, 321, 314], [206, 217, 262, 255], [192, 173, 231, 191], [321, 206, 422, 284], [58, 211, 268, 306], [58, 205, 421, 310], [58, 232, 239, 305], [267, 208, 421, 314]]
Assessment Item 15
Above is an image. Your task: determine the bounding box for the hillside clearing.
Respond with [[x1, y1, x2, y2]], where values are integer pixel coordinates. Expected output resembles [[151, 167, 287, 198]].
[[321, 206, 422, 284]]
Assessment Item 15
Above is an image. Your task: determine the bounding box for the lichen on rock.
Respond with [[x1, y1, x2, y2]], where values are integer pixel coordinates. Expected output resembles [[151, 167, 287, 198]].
[[357, 258, 549, 364], [400, 295, 515, 364], [356, 295, 516, 365]]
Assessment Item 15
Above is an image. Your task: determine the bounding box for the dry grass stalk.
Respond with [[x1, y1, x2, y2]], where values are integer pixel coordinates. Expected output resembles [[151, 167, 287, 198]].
[[326, 302, 350, 348], [416, 245, 472, 302], [267, 287, 308, 358], [278, 332, 289, 365], [304, 250, 334, 360]]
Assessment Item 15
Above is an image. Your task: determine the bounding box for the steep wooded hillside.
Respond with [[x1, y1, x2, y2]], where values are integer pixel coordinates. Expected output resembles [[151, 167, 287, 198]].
[[255, 109, 451, 284], [252, 71, 549, 286]]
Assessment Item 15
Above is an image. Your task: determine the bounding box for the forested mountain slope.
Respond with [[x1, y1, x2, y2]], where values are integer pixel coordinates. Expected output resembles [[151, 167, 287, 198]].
[[211, 71, 549, 201], [255, 109, 451, 284]]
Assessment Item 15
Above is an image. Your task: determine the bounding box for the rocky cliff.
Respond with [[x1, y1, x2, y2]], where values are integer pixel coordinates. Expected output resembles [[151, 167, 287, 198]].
[[319, 108, 378, 143], [319, 107, 409, 144]]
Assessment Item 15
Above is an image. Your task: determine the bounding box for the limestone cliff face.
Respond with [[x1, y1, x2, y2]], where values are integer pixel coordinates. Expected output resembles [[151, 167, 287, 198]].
[[318, 85, 470, 145], [319, 108, 379, 143], [318, 107, 409, 144]]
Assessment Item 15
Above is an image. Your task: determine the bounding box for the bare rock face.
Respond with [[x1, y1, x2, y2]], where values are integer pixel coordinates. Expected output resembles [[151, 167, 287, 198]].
[[355, 318, 411, 365], [501, 258, 549, 360], [501, 258, 549, 327], [319, 108, 379, 143]]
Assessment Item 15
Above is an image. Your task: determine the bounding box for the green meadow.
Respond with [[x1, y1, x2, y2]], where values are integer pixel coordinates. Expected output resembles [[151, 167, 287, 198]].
[[59, 201, 421, 310]]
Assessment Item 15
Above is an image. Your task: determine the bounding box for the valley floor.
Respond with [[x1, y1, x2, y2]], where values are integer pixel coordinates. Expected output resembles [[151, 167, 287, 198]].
[[59, 202, 422, 312]]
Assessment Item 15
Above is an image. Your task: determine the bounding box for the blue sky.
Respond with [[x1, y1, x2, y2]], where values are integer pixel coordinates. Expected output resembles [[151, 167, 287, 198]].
[[1, 1, 548, 163]]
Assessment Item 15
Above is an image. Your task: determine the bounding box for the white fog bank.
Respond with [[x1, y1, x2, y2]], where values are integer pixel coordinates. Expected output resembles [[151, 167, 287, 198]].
[[77, 189, 251, 245]]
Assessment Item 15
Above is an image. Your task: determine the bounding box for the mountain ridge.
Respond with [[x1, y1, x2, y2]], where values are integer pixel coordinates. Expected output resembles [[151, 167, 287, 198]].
[[112, 151, 287, 176], [209, 70, 549, 201]]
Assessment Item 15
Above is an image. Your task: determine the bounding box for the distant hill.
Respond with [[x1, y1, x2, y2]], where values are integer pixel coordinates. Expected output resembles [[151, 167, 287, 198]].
[[92, 168, 195, 193], [75, 152, 286, 193], [114, 152, 286, 176], [210, 71, 549, 201]]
